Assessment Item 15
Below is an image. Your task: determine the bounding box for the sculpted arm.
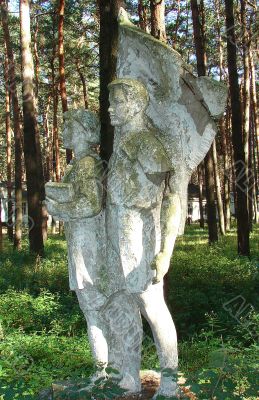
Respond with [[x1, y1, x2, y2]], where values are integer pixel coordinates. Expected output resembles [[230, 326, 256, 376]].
[[138, 138, 184, 283], [151, 187, 182, 284], [45, 158, 103, 221], [46, 179, 102, 221]]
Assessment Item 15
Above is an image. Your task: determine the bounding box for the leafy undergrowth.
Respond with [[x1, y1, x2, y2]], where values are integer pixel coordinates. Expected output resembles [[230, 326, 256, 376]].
[[0, 225, 258, 399]]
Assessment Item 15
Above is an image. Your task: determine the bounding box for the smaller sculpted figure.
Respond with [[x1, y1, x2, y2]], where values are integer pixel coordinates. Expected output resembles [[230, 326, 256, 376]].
[[45, 110, 109, 375], [45, 109, 143, 389], [107, 79, 181, 398]]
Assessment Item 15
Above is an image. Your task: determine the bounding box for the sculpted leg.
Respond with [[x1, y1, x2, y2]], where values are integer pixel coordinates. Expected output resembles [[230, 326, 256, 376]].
[[76, 289, 108, 377], [101, 290, 143, 393], [136, 283, 179, 397]]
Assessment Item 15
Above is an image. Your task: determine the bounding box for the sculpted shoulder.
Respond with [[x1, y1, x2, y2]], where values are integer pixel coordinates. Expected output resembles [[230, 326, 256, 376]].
[[123, 131, 171, 174], [76, 156, 104, 180]]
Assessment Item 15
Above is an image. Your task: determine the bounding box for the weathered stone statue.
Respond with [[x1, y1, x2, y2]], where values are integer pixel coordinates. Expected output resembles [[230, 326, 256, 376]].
[[44, 9, 228, 400], [107, 78, 180, 397], [103, 9, 227, 398], [45, 109, 142, 388], [45, 110, 110, 375]]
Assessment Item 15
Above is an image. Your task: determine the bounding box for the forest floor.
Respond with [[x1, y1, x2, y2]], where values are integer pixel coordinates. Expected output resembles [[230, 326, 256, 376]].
[[0, 224, 258, 399]]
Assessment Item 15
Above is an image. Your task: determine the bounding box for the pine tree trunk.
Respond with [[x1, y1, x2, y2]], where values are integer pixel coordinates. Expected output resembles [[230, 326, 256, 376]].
[[224, 0, 250, 256], [58, 0, 72, 164], [212, 140, 225, 235], [4, 51, 13, 241], [43, 95, 52, 182], [191, 0, 218, 242], [248, 118, 254, 230], [240, 0, 250, 182], [221, 112, 231, 231], [99, 0, 124, 164], [172, 0, 181, 49], [20, 0, 45, 255], [204, 149, 218, 242], [138, 0, 149, 32], [50, 30, 61, 183], [33, 14, 39, 103], [53, 89, 61, 182], [214, 0, 224, 79], [75, 59, 88, 109], [249, 46, 259, 223], [1, 0, 23, 250], [249, 52, 259, 166], [150, 0, 166, 42], [198, 164, 205, 228]]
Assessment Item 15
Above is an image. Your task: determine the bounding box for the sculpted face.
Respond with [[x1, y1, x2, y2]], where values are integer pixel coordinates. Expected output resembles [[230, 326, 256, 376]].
[[62, 111, 100, 153], [108, 86, 137, 127]]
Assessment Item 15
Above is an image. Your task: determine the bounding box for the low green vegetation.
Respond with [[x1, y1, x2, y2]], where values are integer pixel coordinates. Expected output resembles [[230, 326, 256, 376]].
[[0, 225, 258, 399]]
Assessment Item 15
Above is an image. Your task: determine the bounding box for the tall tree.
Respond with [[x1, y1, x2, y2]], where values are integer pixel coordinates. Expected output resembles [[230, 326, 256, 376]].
[[99, 0, 124, 163], [4, 52, 13, 241], [240, 0, 250, 182], [1, 0, 23, 250], [212, 140, 225, 235], [224, 0, 250, 255], [75, 58, 89, 109], [249, 51, 259, 224], [138, 0, 149, 32], [150, 0, 166, 42], [20, 0, 45, 255], [191, 0, 218, 243], [58, 0, 72, 164], [198, 164, 205, 228], [222, 108, 231, 231]]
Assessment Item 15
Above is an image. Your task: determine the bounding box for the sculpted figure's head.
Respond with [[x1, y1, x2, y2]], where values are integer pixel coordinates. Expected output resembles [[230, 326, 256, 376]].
[[108, 78, 149, 127], [63, 109, 100, 155]]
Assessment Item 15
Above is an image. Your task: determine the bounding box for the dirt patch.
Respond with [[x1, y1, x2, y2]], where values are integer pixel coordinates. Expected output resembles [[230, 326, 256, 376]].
[[38, 370, 195, 400]]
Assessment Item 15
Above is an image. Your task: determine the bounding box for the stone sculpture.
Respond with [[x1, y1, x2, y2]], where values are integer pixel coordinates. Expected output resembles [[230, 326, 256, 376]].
[[45, 9, 228, 400], [45, 110, 109, 375], [107, 78, 180, 397], [45, 109, 142, 387]]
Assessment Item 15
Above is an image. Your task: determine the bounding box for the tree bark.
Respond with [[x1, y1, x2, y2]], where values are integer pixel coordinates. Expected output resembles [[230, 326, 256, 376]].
[[221, 110, 231, 231], [191, 0, 218, 243], [172, 0, 181, 49], [75, 59, 88, 109], [249, 45, 259, 224], [58, 0, 72, 164], [224, 0, 250, 256], [99, 0, 125, 164], [20, 0, 45, 255], [4, 51, 13, 241], [215, 0, 231, 231], [249, 52, 259, 166], [43, 95, 52, 182], [1, 0, 23, 250], [240, 0, 250, 179], [53, 89, 61, 182], [212, 140, 225, 235], [198, 164, 205, 228], [33, 14, 39, 103], [150, 0, 166, 42], [138, 0, 149, 32], [214, 0, 224, 79]]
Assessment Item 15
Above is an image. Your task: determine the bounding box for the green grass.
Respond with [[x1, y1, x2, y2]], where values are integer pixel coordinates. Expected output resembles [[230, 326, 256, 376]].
[[0, 224, 258, 398]]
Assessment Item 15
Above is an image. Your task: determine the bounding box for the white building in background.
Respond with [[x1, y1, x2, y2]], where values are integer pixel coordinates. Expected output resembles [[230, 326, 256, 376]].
[[187, 183, 236, 222], [0, 182, 28, 225]]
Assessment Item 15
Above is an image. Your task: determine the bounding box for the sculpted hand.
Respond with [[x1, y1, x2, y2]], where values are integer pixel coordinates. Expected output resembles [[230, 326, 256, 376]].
[[45, 198, 61, 217], [151, 252, 170, 284]]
